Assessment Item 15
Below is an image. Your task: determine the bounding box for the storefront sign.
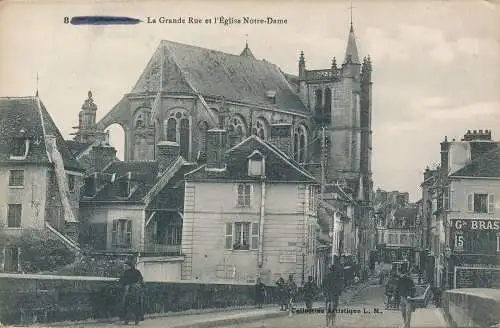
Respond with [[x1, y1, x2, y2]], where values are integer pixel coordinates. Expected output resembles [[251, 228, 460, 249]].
[[450, 219, 500, 253], [451, 219, 500, 231]]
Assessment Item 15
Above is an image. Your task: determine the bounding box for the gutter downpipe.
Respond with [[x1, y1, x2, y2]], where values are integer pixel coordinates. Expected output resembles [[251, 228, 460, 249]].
[[258, 178, 266, 268]]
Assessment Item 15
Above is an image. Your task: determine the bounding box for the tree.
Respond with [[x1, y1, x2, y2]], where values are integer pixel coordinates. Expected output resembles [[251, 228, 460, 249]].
[[4, 229, 75, 273]]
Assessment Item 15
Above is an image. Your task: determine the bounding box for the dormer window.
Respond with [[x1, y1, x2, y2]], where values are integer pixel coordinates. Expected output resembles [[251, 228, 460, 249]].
[[247, 150, 265, 177], [10, 137, 29, 160], [265, 90, 277, 104]]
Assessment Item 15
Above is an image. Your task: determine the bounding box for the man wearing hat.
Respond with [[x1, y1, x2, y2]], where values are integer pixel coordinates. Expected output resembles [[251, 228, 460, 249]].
[[397, 273, 416, 328], [119, 259, 144, 325]]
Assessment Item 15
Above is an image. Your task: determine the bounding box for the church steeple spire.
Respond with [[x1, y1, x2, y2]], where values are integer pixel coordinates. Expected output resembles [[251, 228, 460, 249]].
[[344, 3, 360, 65]]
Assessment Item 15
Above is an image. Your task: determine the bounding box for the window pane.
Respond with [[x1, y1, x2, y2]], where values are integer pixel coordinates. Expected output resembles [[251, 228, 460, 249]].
[[226, 223, 232, 235], [9, 170, 24, 186], [234, 223, 242, 248], [474, 194, 488, 213], [242, 223, 250, 249], [166, 118, 177, 141]]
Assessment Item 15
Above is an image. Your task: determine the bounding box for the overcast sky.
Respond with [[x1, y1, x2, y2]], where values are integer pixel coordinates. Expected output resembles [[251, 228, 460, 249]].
[[1, 0, 499, 201]]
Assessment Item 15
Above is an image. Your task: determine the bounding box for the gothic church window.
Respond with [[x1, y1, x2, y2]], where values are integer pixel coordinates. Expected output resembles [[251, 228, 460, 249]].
[[166, 118, 176, 141], [163, 110, 191, 160], [253, 118, 268, 140], [228, 116, 247, 147], [198, 121, 209, 158], [324, 88, 332, 124], [315, 89, 323, 118], [179, 118, 190, 159], [293, 125, 308, 163]]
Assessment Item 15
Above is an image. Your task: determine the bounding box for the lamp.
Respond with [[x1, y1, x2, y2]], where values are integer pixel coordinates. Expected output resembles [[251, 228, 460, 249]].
[[443, 247, 452, 259]]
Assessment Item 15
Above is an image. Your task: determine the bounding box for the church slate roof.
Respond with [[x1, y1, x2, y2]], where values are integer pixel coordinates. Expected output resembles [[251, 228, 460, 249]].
[[450, 145, 500, 178], [0, 96, 82, 171], [131, 40, 308, 114], [185, 135, 317, 183]]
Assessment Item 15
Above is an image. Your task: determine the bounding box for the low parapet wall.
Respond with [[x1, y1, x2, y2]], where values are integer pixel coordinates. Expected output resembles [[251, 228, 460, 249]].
[[442, 288, 500, 327], [0, 273, 289, 325]]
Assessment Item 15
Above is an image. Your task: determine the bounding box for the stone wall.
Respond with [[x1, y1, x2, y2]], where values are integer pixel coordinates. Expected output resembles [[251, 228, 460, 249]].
[[441, 288, 500, 327], [0, 273, 285, 325]]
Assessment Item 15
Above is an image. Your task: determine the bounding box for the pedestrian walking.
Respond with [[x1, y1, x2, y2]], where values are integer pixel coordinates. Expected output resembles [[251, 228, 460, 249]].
[[255, 278, 266, 309], [322, 258, 344, 327], [303, 275, 316, 310], [285, 274, 298, 314], [276, 277, 287, 311], [397, 273, 416, 328], [119, 259, 144, 325]]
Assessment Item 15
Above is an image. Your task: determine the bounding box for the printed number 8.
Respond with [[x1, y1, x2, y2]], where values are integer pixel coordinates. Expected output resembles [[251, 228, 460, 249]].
[[64, 17, 70, 24]]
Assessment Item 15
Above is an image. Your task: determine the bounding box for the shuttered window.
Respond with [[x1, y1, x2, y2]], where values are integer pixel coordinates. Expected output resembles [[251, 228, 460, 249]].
[[112, 219, 132, 248]]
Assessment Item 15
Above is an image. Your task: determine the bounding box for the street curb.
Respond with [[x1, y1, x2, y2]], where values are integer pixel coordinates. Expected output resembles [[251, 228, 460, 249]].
[[169, 311, 289, 328]]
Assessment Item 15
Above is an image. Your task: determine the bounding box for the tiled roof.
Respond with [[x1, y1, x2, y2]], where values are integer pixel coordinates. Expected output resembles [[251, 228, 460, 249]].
[[450, 145, 500, 178], [84, 160, 197, 203], [393, 207, 418, 218], [0, 96, 82, 171], [65, 140, 94, 158], [88, 161, 160, 202], [185, 135, 317, 183], [131, 41, 307, 114]]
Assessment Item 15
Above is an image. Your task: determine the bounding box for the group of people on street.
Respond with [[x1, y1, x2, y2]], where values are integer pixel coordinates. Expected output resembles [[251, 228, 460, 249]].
[[275, 274, 298, 311]]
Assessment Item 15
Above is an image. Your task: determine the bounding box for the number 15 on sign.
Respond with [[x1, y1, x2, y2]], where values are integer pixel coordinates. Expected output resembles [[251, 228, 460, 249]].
[[454, 234, 464, 250]]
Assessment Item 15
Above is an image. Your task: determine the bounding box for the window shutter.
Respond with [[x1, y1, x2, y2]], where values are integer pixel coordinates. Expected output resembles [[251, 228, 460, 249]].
[[112, 220, 118, 246], [251, 222, 259, 250], [225, 223, 233, 249], [126, 220, 132, 247], [489, 194, 495, 214], [467, 194, 474, 212], [245, 184, 251, 207]]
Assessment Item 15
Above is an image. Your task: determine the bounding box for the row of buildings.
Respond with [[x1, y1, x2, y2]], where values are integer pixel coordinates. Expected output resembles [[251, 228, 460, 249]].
[[420, 129, 500, 289], [0, 22, 377, 285]]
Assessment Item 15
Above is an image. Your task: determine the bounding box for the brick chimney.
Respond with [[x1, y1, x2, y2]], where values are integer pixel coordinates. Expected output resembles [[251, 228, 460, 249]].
[[206, 129, 227, 171], [91, 144, 117, 173], [156, 141, 180, 173], [461, 129, 499, 161], [270, 123, 292, 155]]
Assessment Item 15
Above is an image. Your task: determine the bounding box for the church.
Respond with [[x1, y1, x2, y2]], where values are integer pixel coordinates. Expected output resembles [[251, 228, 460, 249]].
[[71, 22, 374, 279], [74, 22, 373, 202]]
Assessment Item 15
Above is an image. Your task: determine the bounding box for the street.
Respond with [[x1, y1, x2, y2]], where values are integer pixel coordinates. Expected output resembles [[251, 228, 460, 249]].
[[219, 285, 404, 328]]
